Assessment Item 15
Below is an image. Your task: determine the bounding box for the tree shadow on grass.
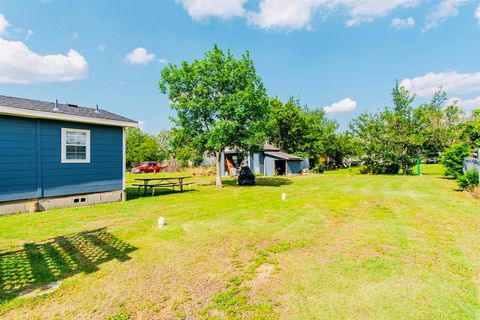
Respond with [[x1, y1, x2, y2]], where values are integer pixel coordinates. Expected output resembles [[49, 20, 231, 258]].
[[198, 177, 294, 187], [0, 228, 136, 304]]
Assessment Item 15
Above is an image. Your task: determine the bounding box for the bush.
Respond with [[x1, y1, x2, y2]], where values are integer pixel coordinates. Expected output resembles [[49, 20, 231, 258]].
[[441, 143, 472, 178], [458, 170, 480, 190], [360, 163, 400, 175]]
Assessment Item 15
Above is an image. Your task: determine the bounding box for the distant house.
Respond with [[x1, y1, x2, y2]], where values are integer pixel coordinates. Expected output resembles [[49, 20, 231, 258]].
[[221, 144, 309, 177], [0, 95, 137, 215]]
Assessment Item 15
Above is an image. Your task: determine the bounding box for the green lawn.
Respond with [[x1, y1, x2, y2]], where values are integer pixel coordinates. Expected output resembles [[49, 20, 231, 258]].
[[0, 165, 479, 319]]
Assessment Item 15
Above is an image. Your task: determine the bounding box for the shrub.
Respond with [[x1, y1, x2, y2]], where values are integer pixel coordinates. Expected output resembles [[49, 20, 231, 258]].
[[441, 143, 472, 178], [458, 170, 480, 190], [360, 163, 400, 175]]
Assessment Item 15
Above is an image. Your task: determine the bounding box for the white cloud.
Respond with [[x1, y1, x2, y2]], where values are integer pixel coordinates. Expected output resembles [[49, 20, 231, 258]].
[[475, 6, 480, 22], [390, 17, 415, 29], [236, 0, 418, 30], [400, 71, 480, 97], [323, 98, 357, 114], [159, 58, 169, 64], [125, 47, 156, 65], [0, 38, 88, 84], [247, 0, 319, 30], [177, 0, 246, 20], [344, 0, 419, 27], [0, 13, 10, 35], [450, 96, 480, 110], [424, 0, 468, 31], [13, 27, 33, 40]]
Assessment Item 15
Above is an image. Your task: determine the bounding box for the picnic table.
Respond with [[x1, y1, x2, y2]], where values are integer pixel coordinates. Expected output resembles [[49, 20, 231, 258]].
[[133, 176, 193, 196]]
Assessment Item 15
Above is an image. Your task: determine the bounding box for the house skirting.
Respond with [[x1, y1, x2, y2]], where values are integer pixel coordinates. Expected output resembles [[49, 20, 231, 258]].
[[0, 190, 125, 216]]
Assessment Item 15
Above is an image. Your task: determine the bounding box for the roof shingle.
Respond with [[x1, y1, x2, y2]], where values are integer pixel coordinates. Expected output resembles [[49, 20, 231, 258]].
[[0, 95, 136, 124]]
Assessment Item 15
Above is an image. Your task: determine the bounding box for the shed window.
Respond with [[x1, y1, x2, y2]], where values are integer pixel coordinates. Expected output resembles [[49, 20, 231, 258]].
[[61, 128, 90, 163]]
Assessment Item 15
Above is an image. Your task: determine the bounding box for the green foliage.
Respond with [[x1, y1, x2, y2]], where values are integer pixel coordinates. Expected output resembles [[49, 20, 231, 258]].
[[266, 98, 309, 155], [360, 163, 401, 175], [266, 97, 339, 166], [414, 88, 461, 154], [160, 45, 269, 187], [351, 82, 429, 175], [324, 131, 362, 167], [350, 110, 404, 175], [457, 170, 480, 190], [460, 109, 480, 147], [441, 143, 472, 178], [125, 128, 166, 168], [351, 85, 471, 175]]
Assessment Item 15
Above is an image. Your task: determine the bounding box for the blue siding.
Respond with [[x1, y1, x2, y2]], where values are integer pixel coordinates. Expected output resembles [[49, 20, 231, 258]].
[[264, 156, 275, 176], [0, 115, 123, 202], [251, 152, 262, 174], [287, 161, 301, 174], [0, 116, 38, 202], [259, 153, 265, 175]]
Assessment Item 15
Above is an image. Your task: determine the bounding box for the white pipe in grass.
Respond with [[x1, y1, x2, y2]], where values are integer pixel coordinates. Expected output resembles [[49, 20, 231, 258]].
[[158, 217, 166, 228], [282, 193, 287, 201]]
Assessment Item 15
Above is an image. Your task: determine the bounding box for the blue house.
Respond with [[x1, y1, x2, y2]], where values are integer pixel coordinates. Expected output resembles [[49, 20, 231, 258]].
[[221, 144, 309, 177], [0, 95, 137, 214]]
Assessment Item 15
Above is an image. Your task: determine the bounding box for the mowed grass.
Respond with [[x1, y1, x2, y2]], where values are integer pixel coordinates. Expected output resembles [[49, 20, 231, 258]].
[[0, 165, 479, 319]]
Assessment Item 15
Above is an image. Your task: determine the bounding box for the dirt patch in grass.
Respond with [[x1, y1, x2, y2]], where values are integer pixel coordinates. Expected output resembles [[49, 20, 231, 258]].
[[199, 242, 294, 319], [468, 186, 480, 200]]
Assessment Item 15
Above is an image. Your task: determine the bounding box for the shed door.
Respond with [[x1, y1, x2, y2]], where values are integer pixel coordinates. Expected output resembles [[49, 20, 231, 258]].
[[274, 160, 286, 175]]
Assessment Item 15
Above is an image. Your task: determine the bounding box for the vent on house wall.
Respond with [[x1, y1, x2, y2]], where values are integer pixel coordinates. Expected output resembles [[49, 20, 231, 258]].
[[66, 103, 78, 108]]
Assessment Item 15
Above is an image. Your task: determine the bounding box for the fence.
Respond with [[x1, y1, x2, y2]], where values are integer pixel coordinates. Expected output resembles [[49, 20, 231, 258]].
[[464, 157, 480, 174]]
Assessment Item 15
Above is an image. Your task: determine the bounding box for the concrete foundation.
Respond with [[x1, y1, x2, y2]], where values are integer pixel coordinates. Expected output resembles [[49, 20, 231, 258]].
[[0, 190, 125, 215]]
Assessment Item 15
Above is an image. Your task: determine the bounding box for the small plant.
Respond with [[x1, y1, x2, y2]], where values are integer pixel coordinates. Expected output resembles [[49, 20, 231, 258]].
[[107, 312, 131, 320], [457, 170, 480, 190]]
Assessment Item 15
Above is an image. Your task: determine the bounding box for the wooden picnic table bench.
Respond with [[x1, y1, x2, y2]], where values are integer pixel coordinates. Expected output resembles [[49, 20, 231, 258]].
[[133, 176, 194, 196]]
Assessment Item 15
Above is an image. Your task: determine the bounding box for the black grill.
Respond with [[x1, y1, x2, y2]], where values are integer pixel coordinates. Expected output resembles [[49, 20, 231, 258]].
[[238, 166, 255, 186]]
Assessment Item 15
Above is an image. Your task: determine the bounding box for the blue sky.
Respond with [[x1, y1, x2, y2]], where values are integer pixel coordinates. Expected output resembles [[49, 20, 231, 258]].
[[0, 0, 479, 133]]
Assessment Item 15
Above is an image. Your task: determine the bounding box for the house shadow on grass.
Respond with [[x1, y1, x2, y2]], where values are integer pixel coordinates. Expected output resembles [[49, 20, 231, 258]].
[[0, 228, 136, 304]]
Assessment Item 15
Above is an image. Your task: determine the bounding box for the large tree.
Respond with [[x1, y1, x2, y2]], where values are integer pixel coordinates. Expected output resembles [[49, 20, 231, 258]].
[[351, 82, 424, 175], [388, 82, 424, 175], [415, 89, 465, 153], [159, 45, 269, 188], [266, 97, 337, 167]]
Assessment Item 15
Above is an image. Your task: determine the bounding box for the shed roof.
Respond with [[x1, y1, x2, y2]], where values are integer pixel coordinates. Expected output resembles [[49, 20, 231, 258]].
[[263, 144, 281, 151], [0, 95, 137, 127], [264, 151, 304, 161]]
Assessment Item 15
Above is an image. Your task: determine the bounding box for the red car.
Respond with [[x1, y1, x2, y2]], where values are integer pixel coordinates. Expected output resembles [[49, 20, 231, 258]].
[[131, 161, 168, 173]]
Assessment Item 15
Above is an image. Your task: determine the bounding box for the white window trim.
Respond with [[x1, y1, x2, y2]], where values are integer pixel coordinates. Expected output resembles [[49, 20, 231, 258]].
[[61, 128, 91, 163]]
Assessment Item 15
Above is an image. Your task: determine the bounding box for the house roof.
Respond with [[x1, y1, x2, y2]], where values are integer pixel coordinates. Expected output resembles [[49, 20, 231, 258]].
[[0, 95, 137, 127]]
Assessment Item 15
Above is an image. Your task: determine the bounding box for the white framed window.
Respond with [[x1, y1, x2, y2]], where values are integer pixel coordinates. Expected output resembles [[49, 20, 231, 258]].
[[61, 128, 91, 163]]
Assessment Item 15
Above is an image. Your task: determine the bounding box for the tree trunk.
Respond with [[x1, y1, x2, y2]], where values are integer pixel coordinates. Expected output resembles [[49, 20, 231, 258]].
[[215, 151, 223, 189], [401, 147, 408, 175]]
